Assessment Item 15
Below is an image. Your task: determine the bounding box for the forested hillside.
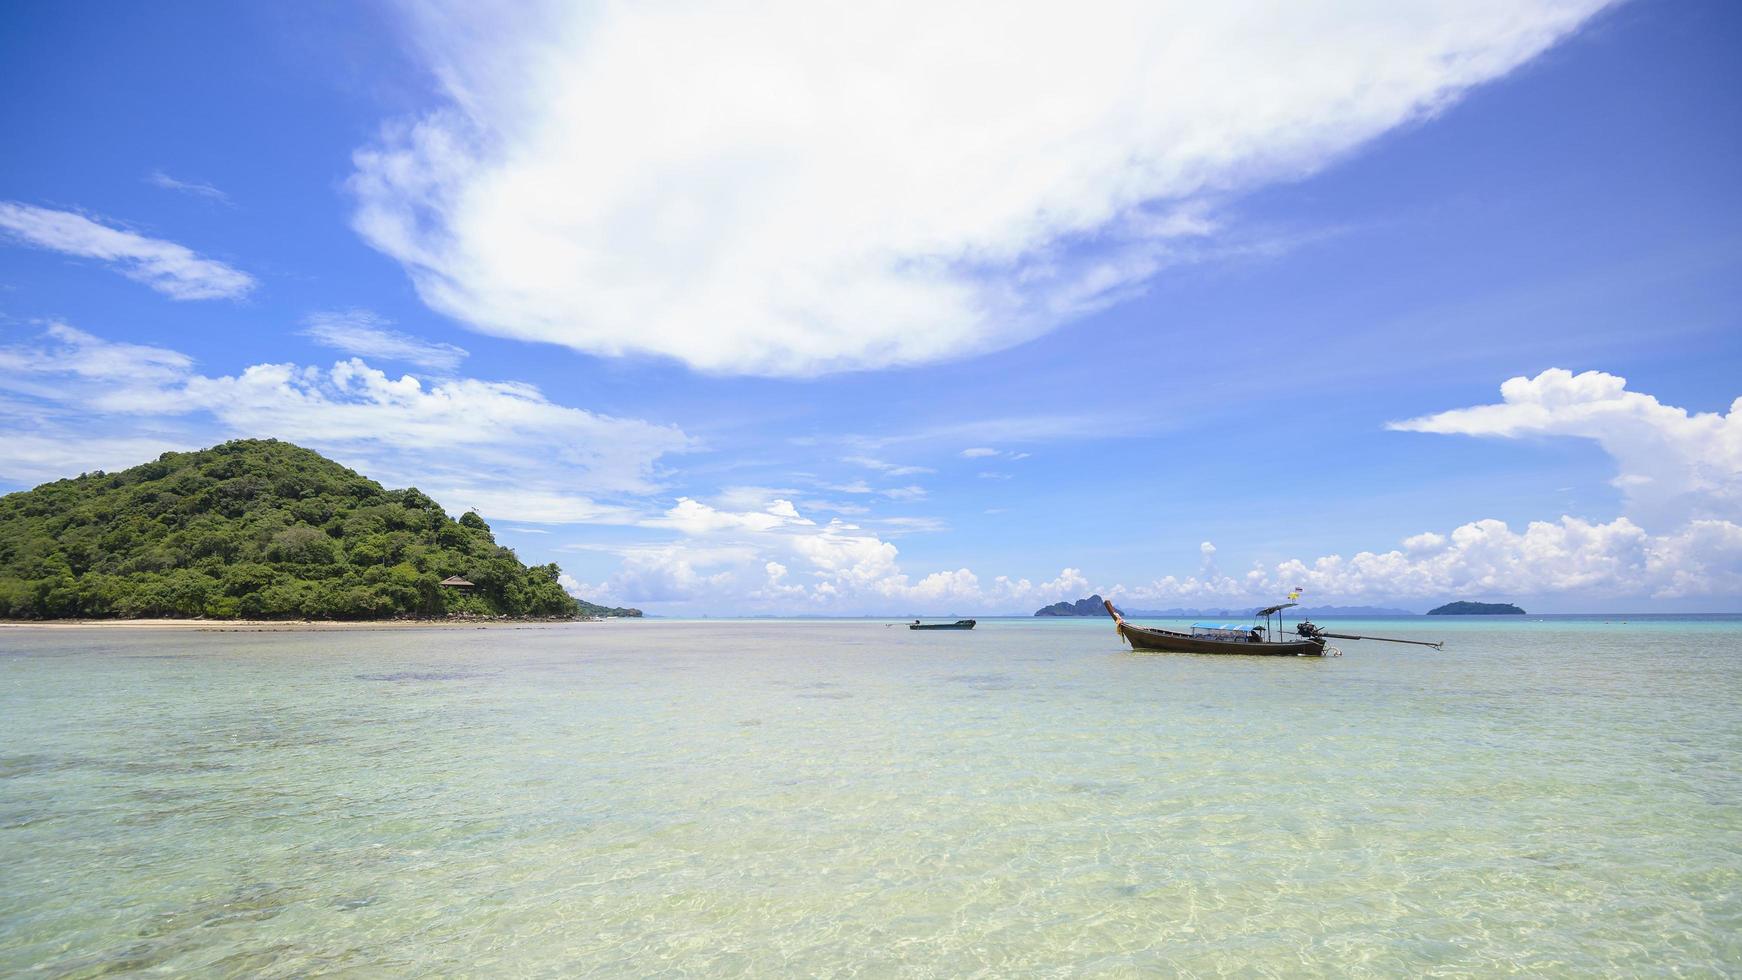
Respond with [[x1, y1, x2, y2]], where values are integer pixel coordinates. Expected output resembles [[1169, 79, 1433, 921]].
[[0, 439, 636, 620]]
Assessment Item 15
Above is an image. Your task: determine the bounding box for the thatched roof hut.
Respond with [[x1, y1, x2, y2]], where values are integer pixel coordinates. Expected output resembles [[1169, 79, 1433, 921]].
[[438, 575, 475, 589]]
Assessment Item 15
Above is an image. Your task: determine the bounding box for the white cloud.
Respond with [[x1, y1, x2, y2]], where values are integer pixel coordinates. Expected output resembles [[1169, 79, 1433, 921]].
[[569, 496, 944, 607], [0, 202, 255, 300], [352, 0, 1609, 375], [961, 447, 1031, 461], [872, 516, 949, 535], [145, 171, 233, 205], [1402, 532, 1447, 553], [0, 324, 688, 524], [844, 455, 933, 476], [559, 571, 625, 605], [302, 309, 469, 371], [990, 567, 1091, 605], [1391, 368, 1742, 527], [754, 560, 807, 601], [647, 496, 814, 535]]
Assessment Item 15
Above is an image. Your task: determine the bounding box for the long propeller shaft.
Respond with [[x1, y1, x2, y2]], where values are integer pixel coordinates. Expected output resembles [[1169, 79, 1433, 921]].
[[1316, 631, 1444, 650]]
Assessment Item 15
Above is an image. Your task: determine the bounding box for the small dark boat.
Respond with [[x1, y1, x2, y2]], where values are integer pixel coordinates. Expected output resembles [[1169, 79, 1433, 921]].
[[909, 619, 976, 630], [1104, 599, 1442, 656]]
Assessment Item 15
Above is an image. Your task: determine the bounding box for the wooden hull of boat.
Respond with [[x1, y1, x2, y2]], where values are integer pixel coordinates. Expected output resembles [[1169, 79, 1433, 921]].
[[1115, 621, 1327, 656], [910, 620, 976, 630]]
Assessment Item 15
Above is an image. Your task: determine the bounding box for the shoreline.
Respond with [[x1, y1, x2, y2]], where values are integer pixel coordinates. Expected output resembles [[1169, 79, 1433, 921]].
[[0, 617, 618, 632]]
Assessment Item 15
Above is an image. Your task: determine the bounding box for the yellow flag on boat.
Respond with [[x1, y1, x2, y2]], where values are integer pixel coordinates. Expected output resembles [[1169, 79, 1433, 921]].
[[1287, 589, 1302, 600]]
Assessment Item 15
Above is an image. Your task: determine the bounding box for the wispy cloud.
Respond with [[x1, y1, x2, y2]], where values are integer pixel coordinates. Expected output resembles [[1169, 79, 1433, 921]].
[[862, 414, 1130, 450], [302, 309, 469, 371], [961, 447, 1030, 461], [0, 202, 254, 300], [145, 170, 233, 206], [354, 0, 1610, 375], [872, 516, 949, 535], [844, 454, 933, 476]]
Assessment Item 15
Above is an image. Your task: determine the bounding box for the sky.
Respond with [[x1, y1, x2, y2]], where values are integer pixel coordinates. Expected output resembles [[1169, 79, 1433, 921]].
[[1, 0, 1739, 614]]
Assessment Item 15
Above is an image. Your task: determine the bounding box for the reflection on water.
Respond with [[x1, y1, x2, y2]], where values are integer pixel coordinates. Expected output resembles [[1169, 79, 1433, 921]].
[[1, 618, 1739, 974]]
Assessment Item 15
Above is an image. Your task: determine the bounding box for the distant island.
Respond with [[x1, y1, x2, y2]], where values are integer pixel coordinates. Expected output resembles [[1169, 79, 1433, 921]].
[[0, 439, 640, 621], [1034, 595, 1115, 617], [1428, 601, 1526, 615], [1036, 595, 1415, 617]]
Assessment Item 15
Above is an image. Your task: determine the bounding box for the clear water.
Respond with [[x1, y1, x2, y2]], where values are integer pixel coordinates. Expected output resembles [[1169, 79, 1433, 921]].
[[2, 618, 1739, 975]]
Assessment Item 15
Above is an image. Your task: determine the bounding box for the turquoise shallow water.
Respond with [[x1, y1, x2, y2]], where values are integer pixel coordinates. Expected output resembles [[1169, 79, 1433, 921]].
[[2, 617, 1739, 976]]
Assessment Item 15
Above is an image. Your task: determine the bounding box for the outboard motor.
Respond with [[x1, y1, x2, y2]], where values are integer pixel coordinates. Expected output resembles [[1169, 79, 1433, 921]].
[[1296, 621, 1324, 641]]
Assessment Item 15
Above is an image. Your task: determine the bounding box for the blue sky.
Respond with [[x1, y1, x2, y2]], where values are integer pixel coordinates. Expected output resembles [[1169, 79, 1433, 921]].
[[2, 0, 1738, 613]]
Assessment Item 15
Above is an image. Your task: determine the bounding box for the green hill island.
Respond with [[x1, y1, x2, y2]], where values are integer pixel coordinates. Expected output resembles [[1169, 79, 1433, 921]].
[[0, 439, 640, 621], [1427, 600, 1526, 615]]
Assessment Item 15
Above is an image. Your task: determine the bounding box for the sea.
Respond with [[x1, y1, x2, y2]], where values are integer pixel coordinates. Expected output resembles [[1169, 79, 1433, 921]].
[[2, 615, 1739, 975]]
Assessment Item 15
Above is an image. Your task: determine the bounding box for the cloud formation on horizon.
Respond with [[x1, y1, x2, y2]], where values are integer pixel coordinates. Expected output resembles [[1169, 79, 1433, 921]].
[[570, 367, 1742, 610], [569, 493, 1742, 612]]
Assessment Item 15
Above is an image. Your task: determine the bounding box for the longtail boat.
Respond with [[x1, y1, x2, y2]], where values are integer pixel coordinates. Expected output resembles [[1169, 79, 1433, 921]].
[[1103, 599, 1442, 656], [909, 619, 976, 630]]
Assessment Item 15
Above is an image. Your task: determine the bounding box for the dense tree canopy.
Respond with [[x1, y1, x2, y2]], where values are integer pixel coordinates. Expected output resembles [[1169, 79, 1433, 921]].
[[0, 439, 637, 620]]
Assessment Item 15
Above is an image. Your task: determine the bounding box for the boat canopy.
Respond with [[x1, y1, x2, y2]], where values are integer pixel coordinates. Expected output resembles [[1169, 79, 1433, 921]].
[[1192, 623, 1254, 632], [1254, 602, 1299, 616]]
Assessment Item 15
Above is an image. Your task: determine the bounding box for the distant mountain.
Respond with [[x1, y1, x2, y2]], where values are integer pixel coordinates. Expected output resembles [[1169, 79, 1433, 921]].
[[576, 599, 642, 618], [0, 439, 631, 620], [1034, 594, 1114, 617], [1428, 600, 1526, 615], [1036, 595, 1416, 618]]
